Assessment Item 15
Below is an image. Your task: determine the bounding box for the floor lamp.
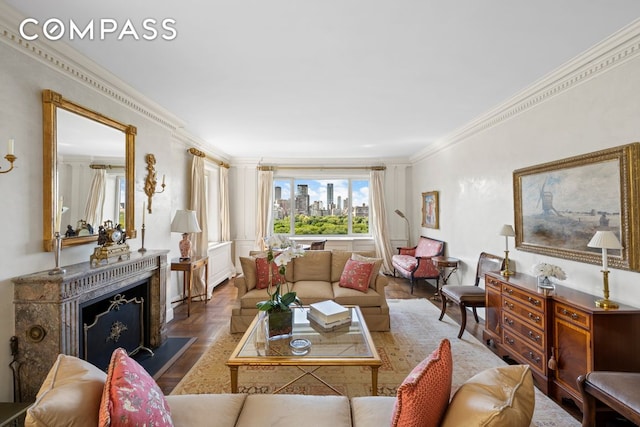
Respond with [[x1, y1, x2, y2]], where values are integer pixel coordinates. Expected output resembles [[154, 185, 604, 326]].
[[395, 209, 412, 247]]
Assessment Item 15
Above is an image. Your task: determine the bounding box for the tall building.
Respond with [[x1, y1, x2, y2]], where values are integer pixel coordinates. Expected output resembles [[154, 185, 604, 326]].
[[337, 195, 342, 211], [275, 186, 281, 201], [327, 183, 334, 210], [295, 184, 310, 214]]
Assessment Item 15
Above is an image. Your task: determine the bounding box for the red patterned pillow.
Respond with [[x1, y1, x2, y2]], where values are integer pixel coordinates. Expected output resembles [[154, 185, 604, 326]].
[[391, 338, 453, 427], [255, 257, 286, 289], [99, 348, 173, 427], [339, 259, 374, 293]]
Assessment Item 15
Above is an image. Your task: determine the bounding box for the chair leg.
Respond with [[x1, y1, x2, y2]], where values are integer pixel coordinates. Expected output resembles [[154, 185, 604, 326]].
[[457, 303, 468, 339], [471, 307, 479, 323], [439, 294, 447, 321], [577, 375, 596, 427]]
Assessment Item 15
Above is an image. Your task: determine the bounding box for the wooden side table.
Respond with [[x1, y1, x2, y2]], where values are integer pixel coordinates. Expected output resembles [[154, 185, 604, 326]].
[[431, 256, 460, 299], [171, 256, 209, 317], [0, 402, 32, 426]]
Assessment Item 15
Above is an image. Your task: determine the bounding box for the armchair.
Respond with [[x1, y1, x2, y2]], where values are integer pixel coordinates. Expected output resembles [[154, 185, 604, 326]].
[[392, 236, 444, 293]]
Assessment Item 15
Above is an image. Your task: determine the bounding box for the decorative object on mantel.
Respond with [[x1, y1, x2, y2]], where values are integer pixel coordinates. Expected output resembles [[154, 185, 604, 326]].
[[171, 210, 201, 261], [90, 220, 131, 266], [48, 232, 66, 275], [531, 262, 566, 290], [499, 224, 515, 276], [139, 202, 147, 253], [143, 153, 165, 214], [0, 137, 17, 174], [256, 235, 305, 340], [587, 230, 622, 309]]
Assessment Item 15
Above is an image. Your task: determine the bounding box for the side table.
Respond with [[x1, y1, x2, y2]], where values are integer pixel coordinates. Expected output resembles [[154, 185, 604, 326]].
[[0, 402, 32, 426], [431, 256, 460, 299], [171, 256, 209, 317]]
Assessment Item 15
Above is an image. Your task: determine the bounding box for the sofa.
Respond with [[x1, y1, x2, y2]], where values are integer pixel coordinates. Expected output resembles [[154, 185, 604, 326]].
[[392, 236, 444, 294], [25, 340, 536, 427], [230, 250, 391, 333]]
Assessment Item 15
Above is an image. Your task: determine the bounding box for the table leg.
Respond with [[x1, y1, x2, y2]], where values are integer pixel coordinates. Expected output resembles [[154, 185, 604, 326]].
[[371, 366, 379, 396], [205, 262, 209, 304], [186, 270, 192, 317], [229, 366, 238, 393]]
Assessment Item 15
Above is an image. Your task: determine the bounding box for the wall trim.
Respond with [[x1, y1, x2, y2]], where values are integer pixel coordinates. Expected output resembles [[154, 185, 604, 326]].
[[411, 17, 640, 163]]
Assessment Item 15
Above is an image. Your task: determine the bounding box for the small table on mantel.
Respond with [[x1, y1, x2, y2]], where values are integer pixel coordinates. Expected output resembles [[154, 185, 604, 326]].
[[171, 256, 209, 317], [431, 256, 460, 300]]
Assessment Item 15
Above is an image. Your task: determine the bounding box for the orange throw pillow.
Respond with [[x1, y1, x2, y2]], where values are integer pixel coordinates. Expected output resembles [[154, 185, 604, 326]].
[[99, 348, 173, 427], [339, 259, 374, 293], [255, 257, 286, 289], [391, 338, 453, 427]]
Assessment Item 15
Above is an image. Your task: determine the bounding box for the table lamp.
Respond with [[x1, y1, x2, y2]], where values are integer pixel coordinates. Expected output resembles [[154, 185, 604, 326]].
[[171, 210, 201, 261], [499, 224, 515, 276], [587, 230, 622, 309]]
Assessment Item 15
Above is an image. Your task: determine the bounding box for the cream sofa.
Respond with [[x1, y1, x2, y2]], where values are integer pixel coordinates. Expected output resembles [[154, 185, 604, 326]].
[[25, 353, 535, 427], [230, 250, 391, 333]]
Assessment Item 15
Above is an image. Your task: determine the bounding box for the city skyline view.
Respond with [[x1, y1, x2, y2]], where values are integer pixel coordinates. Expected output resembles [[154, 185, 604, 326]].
[[275, 178, 369, 209]]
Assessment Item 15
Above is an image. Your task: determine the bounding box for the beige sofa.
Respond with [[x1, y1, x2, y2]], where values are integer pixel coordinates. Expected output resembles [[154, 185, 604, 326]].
[[230, 250, 391, 333]]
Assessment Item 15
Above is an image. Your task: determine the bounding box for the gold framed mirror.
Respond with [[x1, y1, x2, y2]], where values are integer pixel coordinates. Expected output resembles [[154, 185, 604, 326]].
[[42, 89, 136, 252]]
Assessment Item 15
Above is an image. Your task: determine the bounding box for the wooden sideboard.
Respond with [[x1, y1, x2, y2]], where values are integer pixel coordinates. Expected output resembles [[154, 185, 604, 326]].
[[483, 272, 640, 412]]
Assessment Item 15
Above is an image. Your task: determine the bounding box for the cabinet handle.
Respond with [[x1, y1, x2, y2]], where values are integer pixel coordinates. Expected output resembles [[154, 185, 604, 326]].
[[528, 351, 541, 363], [504, 316, 514, 326], [527, 296, 541, 306], [561, 308, 579, 320], [505, 336, 515, 345], [504, 301, 514, 310], [505, 288, 514, 294], [527, 331, 541, 342], [528, 312, 541, 323]]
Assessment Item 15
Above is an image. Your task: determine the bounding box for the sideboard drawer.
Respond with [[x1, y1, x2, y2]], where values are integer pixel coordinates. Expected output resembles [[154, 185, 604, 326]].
[[502, 312, 545, 351], [502, 296, 545, 330], [554, 302, 590, 330], [502, 283, 545, 312], [502, 330, 546, 375]]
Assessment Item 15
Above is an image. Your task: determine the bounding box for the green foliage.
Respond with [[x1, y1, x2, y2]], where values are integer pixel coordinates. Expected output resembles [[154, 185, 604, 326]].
[[273, 214, 369, 235]]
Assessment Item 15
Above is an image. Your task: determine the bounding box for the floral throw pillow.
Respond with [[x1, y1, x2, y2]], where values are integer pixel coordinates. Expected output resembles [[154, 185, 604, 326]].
[[391, 338, 453, 427], [339, 259, 374, 293], [99, 348, 173, 427], [255, 257, 286, 289]]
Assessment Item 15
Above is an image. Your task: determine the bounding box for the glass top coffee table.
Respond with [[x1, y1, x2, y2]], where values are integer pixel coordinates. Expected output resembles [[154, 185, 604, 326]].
[[226, 305, 382, 395]]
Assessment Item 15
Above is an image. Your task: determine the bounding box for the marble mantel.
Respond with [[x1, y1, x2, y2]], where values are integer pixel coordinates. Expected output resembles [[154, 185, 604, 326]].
[[13, 250, 169, 401]]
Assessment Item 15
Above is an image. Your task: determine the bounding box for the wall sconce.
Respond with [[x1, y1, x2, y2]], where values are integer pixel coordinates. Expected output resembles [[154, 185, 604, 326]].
[[0, 138, 17, 174], [143, 153, 166, 213], [499, 224, 515, 276]]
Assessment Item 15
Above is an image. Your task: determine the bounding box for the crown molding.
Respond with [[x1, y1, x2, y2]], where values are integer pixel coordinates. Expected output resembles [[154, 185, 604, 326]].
[[411, 17, 640, 163], [0, 1, 185, 131]]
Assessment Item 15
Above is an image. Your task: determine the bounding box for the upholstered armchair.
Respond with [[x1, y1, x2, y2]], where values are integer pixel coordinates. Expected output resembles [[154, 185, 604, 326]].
[[392, 236, 445, 293]]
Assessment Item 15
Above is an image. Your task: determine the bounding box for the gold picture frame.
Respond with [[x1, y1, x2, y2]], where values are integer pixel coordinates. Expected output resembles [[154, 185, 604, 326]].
[[421, 191, 439, 229], [513, 143, 640, 271]]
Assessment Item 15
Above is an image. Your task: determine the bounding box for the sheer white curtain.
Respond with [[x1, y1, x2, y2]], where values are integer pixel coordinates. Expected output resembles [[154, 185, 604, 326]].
[[256, 169, 273, 249], [190, 156, 209, 299], [84, 168, 106, 229], [220, 166, 231, 242], [370, 168, 395, 274]]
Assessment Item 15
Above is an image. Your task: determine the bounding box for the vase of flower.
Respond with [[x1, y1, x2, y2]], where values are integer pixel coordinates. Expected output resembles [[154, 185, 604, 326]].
[[256, 235, 305, 341], [537, 275, 554, 289], [532, 262, 566, 290]]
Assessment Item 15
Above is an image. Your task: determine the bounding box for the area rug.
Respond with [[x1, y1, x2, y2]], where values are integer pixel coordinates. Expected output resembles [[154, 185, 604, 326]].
[[171, 299, 578, 426]]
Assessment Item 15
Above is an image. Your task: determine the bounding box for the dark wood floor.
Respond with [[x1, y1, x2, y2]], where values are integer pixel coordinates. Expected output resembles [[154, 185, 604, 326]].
[[156, 275, 484, 394]]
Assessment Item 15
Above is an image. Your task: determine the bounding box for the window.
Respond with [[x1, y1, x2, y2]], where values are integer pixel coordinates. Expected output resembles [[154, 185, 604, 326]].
[[273, 177, 370, 236]]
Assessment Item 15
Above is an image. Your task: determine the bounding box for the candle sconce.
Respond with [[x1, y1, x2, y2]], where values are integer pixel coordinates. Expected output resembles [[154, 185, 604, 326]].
[[1, 138, 17, 174], [143, 153, 166, 213]]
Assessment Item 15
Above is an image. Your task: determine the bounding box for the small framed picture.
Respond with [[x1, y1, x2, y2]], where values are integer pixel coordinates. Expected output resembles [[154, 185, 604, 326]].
[[421, 191, 439, 229]]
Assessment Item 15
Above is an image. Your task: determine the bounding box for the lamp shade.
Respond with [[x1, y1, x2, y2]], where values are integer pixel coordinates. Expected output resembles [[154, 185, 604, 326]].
[[171, 210, 201, 234], [394, 209, 406, 219], [587, 230, 622, 249], [499, 224, 515, 237]]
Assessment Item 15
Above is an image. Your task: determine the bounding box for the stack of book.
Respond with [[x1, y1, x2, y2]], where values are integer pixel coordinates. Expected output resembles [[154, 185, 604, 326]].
[[307, 300, 351, 331]]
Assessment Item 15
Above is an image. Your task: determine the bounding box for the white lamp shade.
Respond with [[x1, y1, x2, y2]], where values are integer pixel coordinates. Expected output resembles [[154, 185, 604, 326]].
[[499, 224, 515, 237], [171, 210, 202, 233], [587, 230, 622, 249]]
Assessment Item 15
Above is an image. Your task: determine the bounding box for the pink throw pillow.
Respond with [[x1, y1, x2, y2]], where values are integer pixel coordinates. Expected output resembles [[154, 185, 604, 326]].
[[99, 348, 173, 427], [391, 338, 453, 427], [255, 257, 286, 289], [339, 259, 374, 293]]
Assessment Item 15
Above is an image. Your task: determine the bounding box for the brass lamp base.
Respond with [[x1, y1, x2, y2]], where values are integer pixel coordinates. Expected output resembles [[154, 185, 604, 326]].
[[501, 250, 513, 277], [596, 270, 619, 310]]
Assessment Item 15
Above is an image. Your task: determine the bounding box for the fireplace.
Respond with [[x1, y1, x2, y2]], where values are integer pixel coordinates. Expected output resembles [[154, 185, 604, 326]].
[[13, 250, 168, 401]]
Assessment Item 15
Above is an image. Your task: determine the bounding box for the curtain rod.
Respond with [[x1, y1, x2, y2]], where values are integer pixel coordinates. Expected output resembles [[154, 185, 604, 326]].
[[90, 164, 125, 170], [187, 148, 230, 169], [257, 165, 385, 171]]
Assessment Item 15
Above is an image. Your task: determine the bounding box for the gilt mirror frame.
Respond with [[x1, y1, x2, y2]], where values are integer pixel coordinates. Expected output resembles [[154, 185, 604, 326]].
[[42, 89, 136, 252]]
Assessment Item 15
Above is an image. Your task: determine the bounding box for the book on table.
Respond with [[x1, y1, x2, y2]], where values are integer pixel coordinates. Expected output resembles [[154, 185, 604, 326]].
[[306, 310, 352, 332], [309, 300, 350, 324]]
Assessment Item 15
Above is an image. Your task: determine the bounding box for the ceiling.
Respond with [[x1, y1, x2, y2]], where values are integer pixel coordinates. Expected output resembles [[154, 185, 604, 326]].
[[5, 1, 640, 160]]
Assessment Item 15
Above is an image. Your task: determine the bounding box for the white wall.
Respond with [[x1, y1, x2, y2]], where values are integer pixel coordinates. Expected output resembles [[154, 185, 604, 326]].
[[410, 48, 640, 305]]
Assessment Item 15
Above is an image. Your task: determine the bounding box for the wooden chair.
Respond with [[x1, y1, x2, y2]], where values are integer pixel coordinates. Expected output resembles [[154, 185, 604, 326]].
[[438, 252, 504, 338], [577, 371, 640, 426], [309, 240, 326, 250]]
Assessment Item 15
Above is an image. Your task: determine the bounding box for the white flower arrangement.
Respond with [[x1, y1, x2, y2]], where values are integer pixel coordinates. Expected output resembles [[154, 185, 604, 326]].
[[532, 262, 566, 280]]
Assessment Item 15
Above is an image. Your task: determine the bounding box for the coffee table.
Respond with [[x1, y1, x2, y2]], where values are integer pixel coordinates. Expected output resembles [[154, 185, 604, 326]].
[[226, 305, 382, 395]]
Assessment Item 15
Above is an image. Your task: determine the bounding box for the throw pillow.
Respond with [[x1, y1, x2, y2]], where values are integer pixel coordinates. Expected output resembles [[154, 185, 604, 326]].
[[440, 364, 534, 427], [25, 354, 107, 427], [391, 338, 453, 427], [255, 257, 286, 289], [339, 259, 374, 293], [98, 348, 173, 427], [239, 256, 258, 291], [350, 253, 383, 288]]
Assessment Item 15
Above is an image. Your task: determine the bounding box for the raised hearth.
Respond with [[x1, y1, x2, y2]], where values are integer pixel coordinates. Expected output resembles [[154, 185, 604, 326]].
[[13, 250, 169, 401]]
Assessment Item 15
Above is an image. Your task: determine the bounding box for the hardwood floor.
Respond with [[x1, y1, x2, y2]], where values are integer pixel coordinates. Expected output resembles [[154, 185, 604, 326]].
[[156, 275, 484, 394]]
